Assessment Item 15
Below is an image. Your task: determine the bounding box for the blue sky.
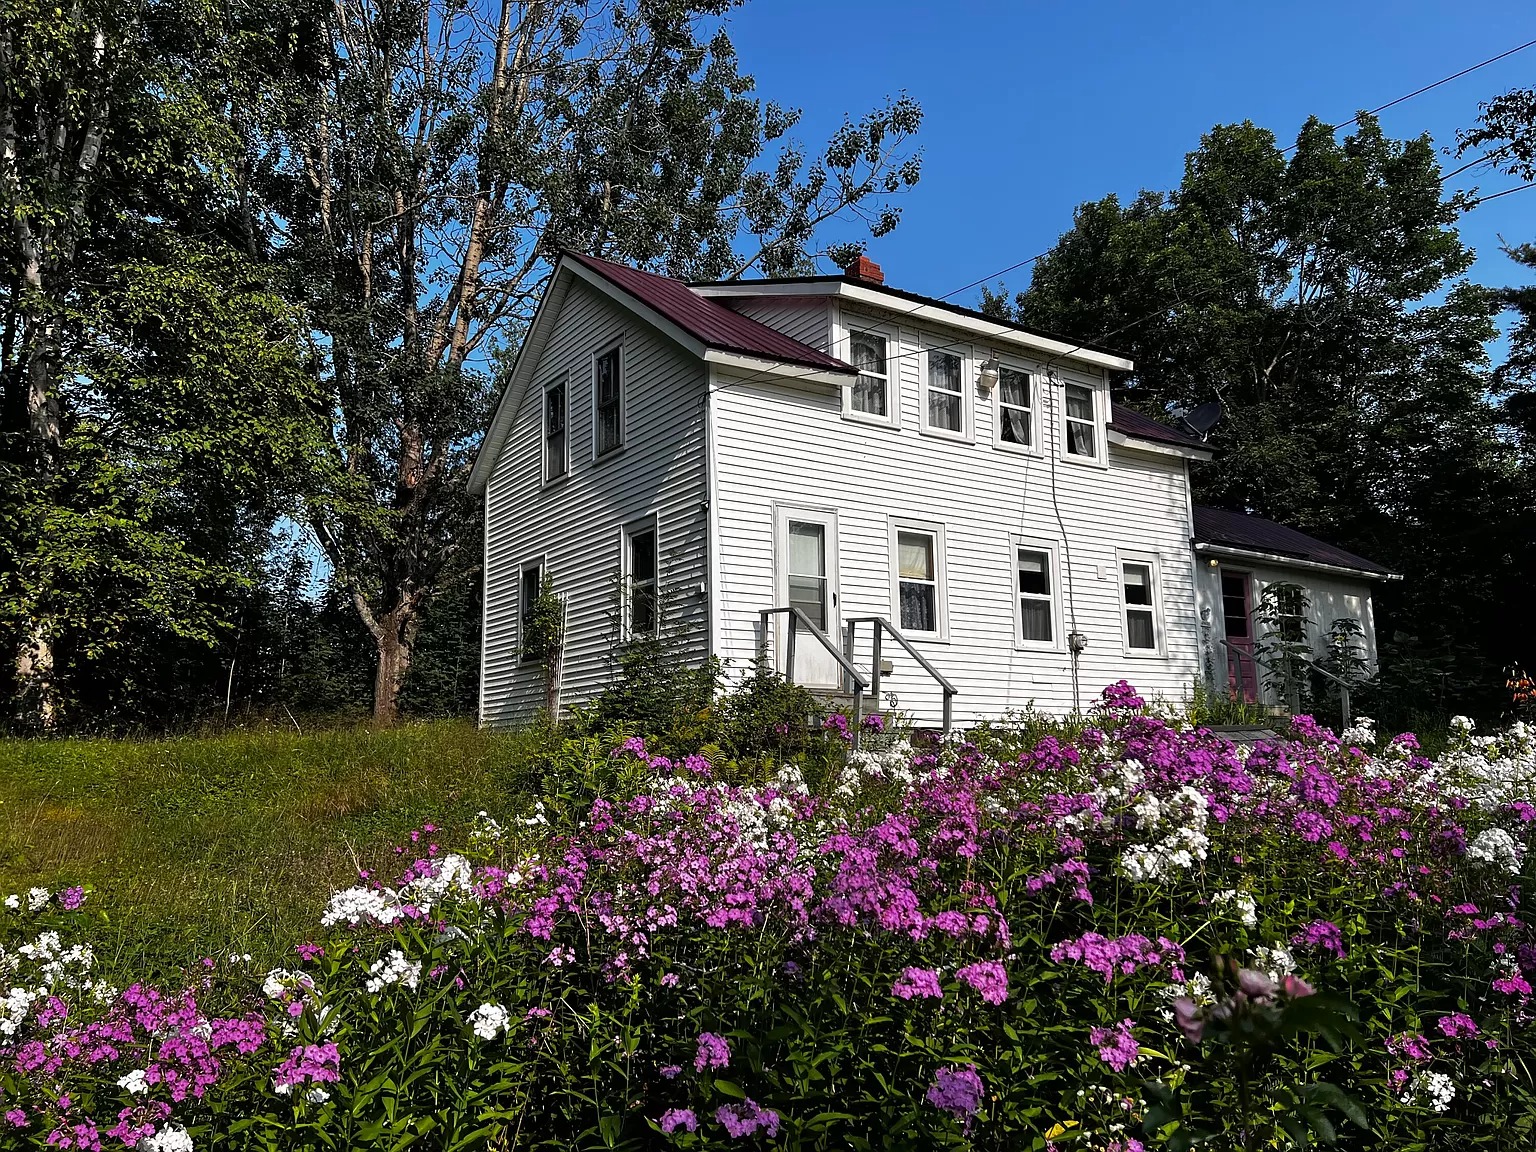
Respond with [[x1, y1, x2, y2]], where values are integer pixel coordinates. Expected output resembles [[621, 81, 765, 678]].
[[726, 0, 1536, 325]]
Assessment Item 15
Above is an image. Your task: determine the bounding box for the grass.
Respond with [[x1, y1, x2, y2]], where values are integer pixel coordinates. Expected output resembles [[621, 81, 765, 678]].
[[0, 721, 551, 976]]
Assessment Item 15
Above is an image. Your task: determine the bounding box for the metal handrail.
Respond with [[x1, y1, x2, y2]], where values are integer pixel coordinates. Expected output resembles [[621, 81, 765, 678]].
[[758, 607, 870, 747], [844, 616, 957, 733], [1217, 638, 1352, 729]]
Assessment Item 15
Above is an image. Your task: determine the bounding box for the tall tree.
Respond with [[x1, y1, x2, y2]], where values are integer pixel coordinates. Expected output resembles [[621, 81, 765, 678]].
[[254, 0, 923, 723], [1, 0, 326, 727], [991, 115, 1525, 714]]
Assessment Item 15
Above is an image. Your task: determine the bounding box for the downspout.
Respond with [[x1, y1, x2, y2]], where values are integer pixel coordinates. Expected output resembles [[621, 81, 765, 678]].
[[704, 369, 723, 682]]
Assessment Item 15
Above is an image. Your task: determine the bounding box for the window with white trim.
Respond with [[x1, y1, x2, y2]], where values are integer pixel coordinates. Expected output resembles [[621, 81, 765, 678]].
[[624, 521, 658, 636], [1121, 558, 1160, 651], [1063, 382, 1098, 459], [593, 345, 622, 456], [848, 329, 890, 418], [1016, 547, 1055, 644], [543, 376, 567, 482], [924, 349, 965, 434], [519, 561, 543, 663], [891, 524, 945, 637], [997, 366, 1034, 448]]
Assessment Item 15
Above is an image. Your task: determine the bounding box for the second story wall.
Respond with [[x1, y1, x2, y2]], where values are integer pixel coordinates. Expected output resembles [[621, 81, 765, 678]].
[[482, 277, 709, 724], [708, 299, 1201, 721]]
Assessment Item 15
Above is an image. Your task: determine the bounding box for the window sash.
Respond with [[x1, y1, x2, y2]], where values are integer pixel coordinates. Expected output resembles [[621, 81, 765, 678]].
[[595, 349, 622, 454], [628, 528, 657, 635], [999, 368, 1032, 446], [926, 350, 963, 432], [849, 330, 889, 417], [519, 564, 542, 662], [1122, 562, 1158, 649], [1016, 548, 1053, 643], [1064, 383, 1096, 457], [894, 529, 940, 634], [545, 382, 567, 480]]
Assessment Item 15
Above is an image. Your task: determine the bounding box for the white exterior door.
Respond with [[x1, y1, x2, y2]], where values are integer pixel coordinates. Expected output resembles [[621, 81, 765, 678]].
[[774, 507, 841, 688]]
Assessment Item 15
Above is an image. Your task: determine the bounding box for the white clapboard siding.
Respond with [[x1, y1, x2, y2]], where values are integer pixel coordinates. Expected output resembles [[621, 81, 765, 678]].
[[716, 296, 833, 355], [1194, 560, 1379, 702], [709, 304, 1203, 722], [481, 279, 709, 726]]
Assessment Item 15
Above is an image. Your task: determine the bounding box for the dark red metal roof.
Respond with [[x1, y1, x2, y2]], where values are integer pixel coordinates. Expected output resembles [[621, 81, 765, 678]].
[[1109, 404, 1209, 449], [566, 252, 854, 374], [1193, 505, 1394, 577]]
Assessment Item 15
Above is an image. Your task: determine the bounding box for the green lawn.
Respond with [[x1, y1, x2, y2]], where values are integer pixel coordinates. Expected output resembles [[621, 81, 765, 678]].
[[0, 721, 549, 976]]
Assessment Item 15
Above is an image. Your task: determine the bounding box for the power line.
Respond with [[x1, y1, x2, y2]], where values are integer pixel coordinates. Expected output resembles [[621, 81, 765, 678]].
[[1283, 36, 1536, 153], [1468, 180, 1536, 206]]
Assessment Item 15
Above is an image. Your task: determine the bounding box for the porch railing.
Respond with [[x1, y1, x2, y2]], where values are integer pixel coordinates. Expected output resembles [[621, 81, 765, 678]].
[[757, 607, 871, 748], [843, 616, 957, 734], [1218, 638, 1353, 730]]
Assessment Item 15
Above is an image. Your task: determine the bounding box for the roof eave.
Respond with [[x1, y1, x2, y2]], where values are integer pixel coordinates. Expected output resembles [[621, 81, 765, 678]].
[[693, 278, 1135, 373], [1193, 541, 1401, 582], [1107, 428, 1214, 461]]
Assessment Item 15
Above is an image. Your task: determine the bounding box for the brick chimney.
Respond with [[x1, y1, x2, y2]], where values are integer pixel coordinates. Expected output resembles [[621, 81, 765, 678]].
[[842, 254, 884, 284]]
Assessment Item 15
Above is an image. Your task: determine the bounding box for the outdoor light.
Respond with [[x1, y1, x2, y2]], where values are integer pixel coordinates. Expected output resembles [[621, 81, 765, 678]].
[[977, 357, 1000, 392], [1206, 557, 1219, 568]]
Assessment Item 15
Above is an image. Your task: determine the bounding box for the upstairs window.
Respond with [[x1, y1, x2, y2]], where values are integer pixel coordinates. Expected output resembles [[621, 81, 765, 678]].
[[1064, 382, 1098, 459], [924, 349, 964, 434], [998, 367, 1033, 448], [544, 377, 567, 482], [1121, 558, 1159, 651], [849, 330, 890, 418], [891, 522, 946, 638], [593, 346, 623, 456], [1016, 547, 1054, 643], [625, 523, 658, 636]]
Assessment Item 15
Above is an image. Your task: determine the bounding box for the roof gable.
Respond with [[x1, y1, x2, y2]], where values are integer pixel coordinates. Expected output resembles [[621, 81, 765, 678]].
[[1193, 505, 1396, 578], [1109, 404, 1209, 450], [565, 253, 853, 374]]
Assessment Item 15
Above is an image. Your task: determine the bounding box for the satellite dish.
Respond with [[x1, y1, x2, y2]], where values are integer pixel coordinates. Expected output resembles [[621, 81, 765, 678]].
[[1180, 400, 1223, 440]]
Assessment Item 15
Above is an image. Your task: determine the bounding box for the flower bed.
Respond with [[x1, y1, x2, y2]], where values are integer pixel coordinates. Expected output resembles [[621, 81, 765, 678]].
[[2, 685, 1534, 1149]]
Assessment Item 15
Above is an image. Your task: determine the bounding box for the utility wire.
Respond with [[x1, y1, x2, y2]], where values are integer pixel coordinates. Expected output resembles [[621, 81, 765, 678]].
[[1283, 36, 1536, 153]]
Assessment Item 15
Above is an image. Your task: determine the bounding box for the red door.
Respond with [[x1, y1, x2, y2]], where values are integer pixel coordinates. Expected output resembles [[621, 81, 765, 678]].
[[1220, 570, 1257, 701]]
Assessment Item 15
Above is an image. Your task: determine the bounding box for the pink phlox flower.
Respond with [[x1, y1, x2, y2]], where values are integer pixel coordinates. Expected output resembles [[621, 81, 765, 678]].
[[715, 1099, 779, 1138], [694, 1032, 731, 1072], [1386, 1032, 1432, 1062], [955, 960, 1009, 1005], [891, 966, 943, 1001], [925, 1064, 984, 1122], [1089, 1019, 1140, 1071], [1291, 919, 1346, 959], [659, 1108, 697, 1133], [1437, 1012, 1478, 1039]]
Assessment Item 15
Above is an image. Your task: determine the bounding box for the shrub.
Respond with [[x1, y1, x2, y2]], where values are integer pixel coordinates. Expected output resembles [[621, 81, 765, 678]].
[[3, 685, 1535, 1150]]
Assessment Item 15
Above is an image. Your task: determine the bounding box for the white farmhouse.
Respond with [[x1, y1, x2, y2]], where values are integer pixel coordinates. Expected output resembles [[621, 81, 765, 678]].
[[468, 252, 1398, 726]]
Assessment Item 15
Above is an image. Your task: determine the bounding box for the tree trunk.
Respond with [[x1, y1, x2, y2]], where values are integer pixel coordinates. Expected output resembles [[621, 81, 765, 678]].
[[371, 602, 419, 726], [14, 618, 59, 730]]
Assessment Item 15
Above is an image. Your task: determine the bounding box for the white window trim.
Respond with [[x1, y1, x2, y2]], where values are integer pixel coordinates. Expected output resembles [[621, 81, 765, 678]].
[[517, 553, 548, 664], [620, 514, 660, 639], [839, 318, 900, 428], [1117, 550, 1165, 656], [919, 340, 973, 442], [541, 373, 569, 486], [590, 341, 625, 460], [1010, 536, 1063, 650], [1056, 373, 1108, 467], [993, 360, 1043, 456], [888, 518, 949, 641]]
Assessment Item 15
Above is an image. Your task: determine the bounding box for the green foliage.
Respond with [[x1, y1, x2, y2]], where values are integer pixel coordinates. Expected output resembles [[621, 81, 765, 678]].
[[1186, 678, 1271, 728], [1254, 582, 1313, 711], [1001, 112, 1527, 720]]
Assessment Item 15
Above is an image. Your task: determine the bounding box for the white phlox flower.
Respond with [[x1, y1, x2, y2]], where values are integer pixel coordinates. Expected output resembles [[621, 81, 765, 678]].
[[138, 1125, 195, 1152], [1467, 828, 1524, 875], [1402, 1070, 1456, 1113], [118, 1068, 149, 1095], [320, 887, 406, 928], [468, 1002, 510, 1040], [364, 949, 421, 994], [1212, 889, 1259, 929]]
